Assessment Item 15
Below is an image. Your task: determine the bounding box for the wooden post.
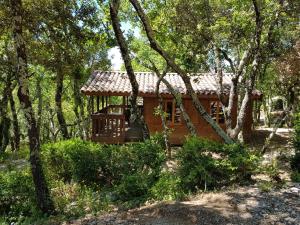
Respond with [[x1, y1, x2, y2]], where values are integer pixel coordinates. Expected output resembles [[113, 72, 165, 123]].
[[102, 96, 104, 109], [105, 96, 108, 107]]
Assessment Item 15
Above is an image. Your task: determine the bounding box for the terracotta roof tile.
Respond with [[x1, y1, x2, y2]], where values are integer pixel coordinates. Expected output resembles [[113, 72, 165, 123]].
[[81, 71, 262, 97]]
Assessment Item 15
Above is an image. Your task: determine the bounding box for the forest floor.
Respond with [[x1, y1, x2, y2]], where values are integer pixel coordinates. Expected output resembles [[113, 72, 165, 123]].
[[65, 128, 300, 225]]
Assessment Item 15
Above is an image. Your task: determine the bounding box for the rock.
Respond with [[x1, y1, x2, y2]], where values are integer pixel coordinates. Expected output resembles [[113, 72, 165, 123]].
[[284, 217, 297, 223], [290, 187, 299, 193]]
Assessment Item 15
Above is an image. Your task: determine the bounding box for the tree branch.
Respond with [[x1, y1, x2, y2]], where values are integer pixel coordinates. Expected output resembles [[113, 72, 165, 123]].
[[129, 0, 233, 144]]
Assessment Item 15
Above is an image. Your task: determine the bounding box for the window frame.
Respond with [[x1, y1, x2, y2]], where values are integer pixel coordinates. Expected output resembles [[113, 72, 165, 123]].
[[210, 101, 225, 124], [164, 99, 182, 125]]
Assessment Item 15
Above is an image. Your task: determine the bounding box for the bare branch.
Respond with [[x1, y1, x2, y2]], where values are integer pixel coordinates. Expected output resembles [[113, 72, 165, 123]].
[[220, 49, 236, 74]]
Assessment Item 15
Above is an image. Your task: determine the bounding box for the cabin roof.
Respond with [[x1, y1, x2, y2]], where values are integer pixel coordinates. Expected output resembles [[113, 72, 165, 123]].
[[81, 71, 262, 97]]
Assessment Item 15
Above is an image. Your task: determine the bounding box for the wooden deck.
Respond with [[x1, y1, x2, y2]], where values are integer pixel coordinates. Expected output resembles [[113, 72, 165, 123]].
[[91, 105, 128, 144]]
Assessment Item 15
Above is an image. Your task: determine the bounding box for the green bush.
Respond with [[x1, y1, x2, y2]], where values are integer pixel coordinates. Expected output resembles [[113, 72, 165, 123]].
[[291, 112, 300, 173], [150, 172, 185, 201], [51, 181, 111, 218], [115, 173, 150, 201], [0, 169, 38, 223], [293, 112, 300, 151], [42, 139, 101, 184], [177, 136, 259, 191], [42, 137, 166, 199], [291, 171, 300, 182]]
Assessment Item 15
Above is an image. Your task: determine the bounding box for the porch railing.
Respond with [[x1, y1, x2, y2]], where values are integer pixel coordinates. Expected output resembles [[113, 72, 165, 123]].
[[91, 112, 126, 144]]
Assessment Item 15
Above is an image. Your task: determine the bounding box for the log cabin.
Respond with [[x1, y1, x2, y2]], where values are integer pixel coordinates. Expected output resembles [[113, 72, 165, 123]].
[[81, 71, 262, 145]]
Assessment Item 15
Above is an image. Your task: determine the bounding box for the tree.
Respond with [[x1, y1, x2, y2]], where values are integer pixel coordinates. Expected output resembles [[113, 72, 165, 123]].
[[274, 40, 300, 110], [127, 0, 298, 141], [10, 0, 54, 214], [109, 0, 149, 140], [129, 0, 234, 144]]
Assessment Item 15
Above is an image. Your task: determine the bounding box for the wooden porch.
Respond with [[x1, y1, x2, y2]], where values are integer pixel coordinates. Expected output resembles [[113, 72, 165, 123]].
[[90, 96, 143, 144], [91, 105, 129, 144]]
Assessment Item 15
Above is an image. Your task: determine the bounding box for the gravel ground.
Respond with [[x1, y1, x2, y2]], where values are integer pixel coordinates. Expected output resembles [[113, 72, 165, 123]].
[[66, 184, 300, 225]]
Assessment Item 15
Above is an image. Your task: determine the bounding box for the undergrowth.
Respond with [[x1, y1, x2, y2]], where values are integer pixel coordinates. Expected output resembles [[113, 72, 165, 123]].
[[0, 135, 260, 224]]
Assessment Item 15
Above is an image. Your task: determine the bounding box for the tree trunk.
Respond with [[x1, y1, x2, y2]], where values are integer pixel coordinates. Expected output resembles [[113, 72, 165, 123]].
[[151, 65, 197, 135], [55, 67, 69, 139], [85, 97, 92, 140], [156, 92, 171, 157], [11, 0, 55, 214], [36, 75, 43, 140], [109, 0, 149, 140], [212, 0, 264, 141], [8, 87, 20, 151], [155, 69, 172, 157], [73, 74, 85, 139], [129, 0, 233, 144], [0, 80, 11, 153]]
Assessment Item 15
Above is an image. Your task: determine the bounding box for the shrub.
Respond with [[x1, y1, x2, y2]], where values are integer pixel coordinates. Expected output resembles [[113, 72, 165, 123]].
[[42, 137, 166, 200], [42, 139, 101, 184], [293, 112, 300, 151], [115, 173, 150, 201], [291, 111, 300, 173], [51, 181, 111, 218], [291, 171, 300, 182], [177, 136, 259, 191], [150, 172, 185, 201], [0, 169, 38, 223]]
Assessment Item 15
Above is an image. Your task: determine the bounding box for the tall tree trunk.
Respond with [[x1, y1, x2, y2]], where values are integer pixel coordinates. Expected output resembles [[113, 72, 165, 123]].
[[36, 75, 43, 140], [55, 67, 69, 139], [109, 0, 149, 140], [85, 96, 92, 140], [0, 77, 12, 153], [11, 0, 55, 214], [8, 87, 20, 151], [155, 69, 171, 157], [129, 0, 233, 144], [73, 74, 84, 139], [212, 0, 263, 141]]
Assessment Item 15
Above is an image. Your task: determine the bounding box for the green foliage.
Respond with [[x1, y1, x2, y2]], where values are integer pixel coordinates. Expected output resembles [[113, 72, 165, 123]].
[[177, 136, 259, 191], [150, 172, 185, 201], [51, 181, 111, 218], [291, 171, 300, 182], [42, 139, 101, 184], [291, 111, 300, 173], [293, 112, 300, 152], [0, 169, 39, 224], [0, 145, 29, 163], [42, 138, 166, 200], [258, 181, 274, 192]]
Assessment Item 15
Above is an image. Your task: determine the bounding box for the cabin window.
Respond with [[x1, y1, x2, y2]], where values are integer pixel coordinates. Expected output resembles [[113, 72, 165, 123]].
[[210, 101, 225, 124], [164, 100, 181, 125]]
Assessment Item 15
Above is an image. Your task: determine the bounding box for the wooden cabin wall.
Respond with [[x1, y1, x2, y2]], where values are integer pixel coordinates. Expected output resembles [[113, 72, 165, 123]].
[[143, 96, 240, 145]]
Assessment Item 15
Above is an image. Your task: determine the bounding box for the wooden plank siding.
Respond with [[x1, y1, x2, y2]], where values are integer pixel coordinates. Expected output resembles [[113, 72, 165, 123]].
[[143, 96, 243, 145]]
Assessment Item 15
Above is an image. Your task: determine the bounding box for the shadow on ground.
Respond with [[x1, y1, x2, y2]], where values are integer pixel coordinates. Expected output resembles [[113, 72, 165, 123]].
[[68, 185, 299, 225]]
